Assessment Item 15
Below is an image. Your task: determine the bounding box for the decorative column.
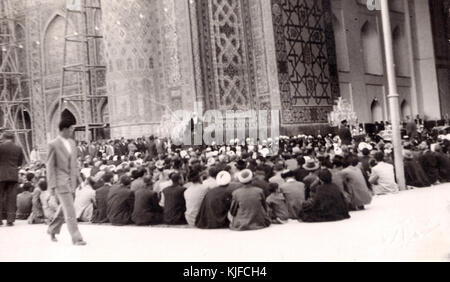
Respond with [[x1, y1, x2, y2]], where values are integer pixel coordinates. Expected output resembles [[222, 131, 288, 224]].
[[25, 1, 47, 153], [101, 0, 160, 138], [101, 0, 197, 139]]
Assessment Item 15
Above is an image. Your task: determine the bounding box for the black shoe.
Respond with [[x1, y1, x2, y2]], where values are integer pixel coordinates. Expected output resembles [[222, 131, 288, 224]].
[[6, 222, 13, 227], [0, 221, 3, 226], [50, 234, 58, 242]]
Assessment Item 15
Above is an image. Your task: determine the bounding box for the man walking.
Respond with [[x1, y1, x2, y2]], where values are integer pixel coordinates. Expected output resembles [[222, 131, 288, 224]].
[[47, 119, 86, 246], [0, 132, 24, 226]]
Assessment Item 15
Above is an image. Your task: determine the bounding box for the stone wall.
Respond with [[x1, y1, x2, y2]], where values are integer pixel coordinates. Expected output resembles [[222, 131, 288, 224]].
[[430, 0, 450, 118]]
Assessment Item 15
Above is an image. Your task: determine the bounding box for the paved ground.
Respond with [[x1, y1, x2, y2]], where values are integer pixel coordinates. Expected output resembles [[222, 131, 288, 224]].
[[1, 184, 450, 262]]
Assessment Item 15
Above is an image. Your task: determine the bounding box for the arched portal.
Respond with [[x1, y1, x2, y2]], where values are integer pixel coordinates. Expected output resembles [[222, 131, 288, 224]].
[[61, 109, 77, 124], [361, 21, 383, 75], [49, 104, 79, 139], [401, 100, 411, 121], [371, 100, 383, 122]]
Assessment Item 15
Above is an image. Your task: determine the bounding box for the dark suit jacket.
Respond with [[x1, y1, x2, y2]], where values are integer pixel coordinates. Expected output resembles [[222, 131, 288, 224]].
[[147, 141, 158, 160], [338, 127, 352, 145], [92, 183, 112, 223], [229, 186, 271, 231], [132, 188, 163, 225], [419, 151, 440, 184], [0, 141, 24, 183], [162, 185, 187, 225], [106, 184, 135, 225]]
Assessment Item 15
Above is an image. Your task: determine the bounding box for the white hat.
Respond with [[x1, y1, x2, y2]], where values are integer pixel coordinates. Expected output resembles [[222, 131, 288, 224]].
[[260, 147, 270, 157], [227, 151, 236, 157], [100, 165, 107, 171], [155, 160, 165, 169], [358, 142, 373, 152], [431, 143, 442, 152], [207, 157, 216, 166], [216, 171, 231, 186], [238, 169, 253, 184], [180, 150, 188, 158], [292, 147, 301, 154], [334, 147, 344, 157]]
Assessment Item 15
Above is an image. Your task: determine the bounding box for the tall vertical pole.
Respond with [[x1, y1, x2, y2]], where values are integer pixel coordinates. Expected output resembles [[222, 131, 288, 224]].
[[380, 0, 406, 190], [83, 0, 90, 143]]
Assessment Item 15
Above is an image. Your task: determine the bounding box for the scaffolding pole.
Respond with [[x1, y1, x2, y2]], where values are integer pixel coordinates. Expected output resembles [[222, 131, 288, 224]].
[[0, 0, 31, 162], [59, 0, 107, 142]]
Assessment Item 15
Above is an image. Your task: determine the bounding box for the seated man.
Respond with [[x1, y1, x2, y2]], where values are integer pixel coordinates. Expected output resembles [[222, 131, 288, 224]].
[[16, 182, 33, 220], [74, 177, 96, 222], [196, 171, 236, 229], [92, 172, 114, 223], [279, 170, 306, 219], [269, 162, 286, 186], [161, 173, 187, 225], [184, 170, 209, 226], [38, 180, 58, 222], [403, 150, 431, 188], [341, 154, 372, 210], [28, 180, 47, 224], [229, 170, 271, 231], [369, 152, 399, 195], [106, 175, 135, 226], [132, 182, 163, 226], [266, 183, 290, 224], [251, 170, 271, 198], [418, 143, 440, 185], [299, 169, 350, 223], [130, 168, 146, 192]]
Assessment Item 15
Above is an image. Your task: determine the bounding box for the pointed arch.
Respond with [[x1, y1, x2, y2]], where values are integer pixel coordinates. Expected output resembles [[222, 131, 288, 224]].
[[401, 99, 411, 121], [43, 14, 79, 75], [393, 25, 410, 77], [361, 20, 383, 75], [47, 100, 82, 139], [371, 99, 383, 122]]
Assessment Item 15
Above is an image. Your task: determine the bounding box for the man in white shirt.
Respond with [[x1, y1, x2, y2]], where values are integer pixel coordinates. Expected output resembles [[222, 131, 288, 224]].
[[369, 152, 399, 195]]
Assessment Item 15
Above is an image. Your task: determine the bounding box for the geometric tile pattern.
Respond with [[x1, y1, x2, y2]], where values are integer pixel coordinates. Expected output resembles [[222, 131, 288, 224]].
[[272, 0, 340, 124]]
